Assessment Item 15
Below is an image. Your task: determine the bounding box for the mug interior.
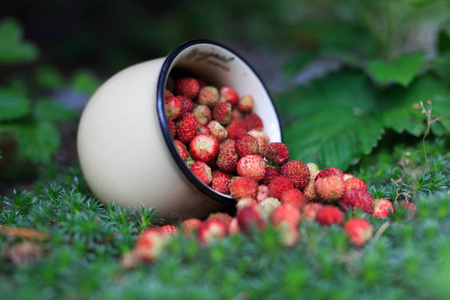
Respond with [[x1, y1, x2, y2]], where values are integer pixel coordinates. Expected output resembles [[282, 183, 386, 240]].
[[157, 39, 282, 204]]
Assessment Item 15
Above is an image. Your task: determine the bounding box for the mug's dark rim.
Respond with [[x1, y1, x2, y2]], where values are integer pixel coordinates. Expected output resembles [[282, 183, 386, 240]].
[[156, 39, 283, 205]]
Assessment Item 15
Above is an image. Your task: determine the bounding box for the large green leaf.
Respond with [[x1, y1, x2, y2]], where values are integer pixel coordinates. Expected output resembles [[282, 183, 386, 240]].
[[34, 99, 79, 122], [0, 18, 39, 64], [367, 52, 426, 86], [0, 89, 31, 121]]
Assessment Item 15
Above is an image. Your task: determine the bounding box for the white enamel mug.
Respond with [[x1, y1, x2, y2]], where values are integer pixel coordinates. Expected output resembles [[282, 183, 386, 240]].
[[77, 39, 282, 223]]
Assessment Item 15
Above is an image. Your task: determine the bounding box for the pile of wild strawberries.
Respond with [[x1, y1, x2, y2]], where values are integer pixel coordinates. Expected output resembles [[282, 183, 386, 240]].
[[122, 76, 418, 266]]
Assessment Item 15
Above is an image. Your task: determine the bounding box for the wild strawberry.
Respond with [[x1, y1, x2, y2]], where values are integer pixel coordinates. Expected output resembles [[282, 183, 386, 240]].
[[181, 218, 202, 237], [340, 188, 374, 214], [237, 204, 266, 235], [135, 228, 169, 262], [176, 112, 198, 143], [211, 170, 232, 194], [345, 177, 367, 192], [315, 168, 342, 181], [192, 105, 212, 125], [226, 119, 247, 140], [237, 155, 266, 182], [373, 198, 394, 218], [219, 86, 239, 106], [212, 101, 232, 125], [262, 167, 280, 186], [175, 77, 200, 100], [280, 160, 310, 190], [230, 176, 259, 200], [280, 188, 306, 209], [206, 212, 233, 228], [167, 118, 176, 138], [303, 179, 318, 202], [398, 200, 417, 219], [327, 167, 344, 178], [247, 130, 270, 155], [238, 94, 254, 113], [216, 144, 239, 172], [164, 89, 174, 98], [164, 96, 184, 120], [160, 224, 177, 236], [343, 173, 355, 181], [189, 134, 219, 162], [207, 120, 228, 142], [302, 203, 323, 221], [185, 155, 194, 167], [177, 95, 194, 113], [259, 197, 281, 216], [197, 123, 211, 135], [190, 161, 212, 185], [344, 217, 373, 248], [235, 134, 260, 158], [196, 78, 207, 89], [228, 218, 240, 234], [219, 138, 235, 150], [198, 86, 220, 107], [306, 162, 320, 179], [244, 113, 264, 131], [264, 142, 289, 166], [236, 197, 258, 211], [314, 175, 346, 202], [269, 176, 294, 199], [231, 108, 244, 120], [277, 222, 299, 247], [174, 140, 188, 160], [257, 184, 269, 203], [270, 203, 301, 227], [316, 206, 344, 226], [198, 219, 228, 245]]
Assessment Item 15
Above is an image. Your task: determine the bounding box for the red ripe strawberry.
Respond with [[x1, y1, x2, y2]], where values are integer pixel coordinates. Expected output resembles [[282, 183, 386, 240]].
[[226, 119, 247, 140], [212, 101, 232, 125], [302, 203, 323, 221], [277, 222, 299, 247], [244, 113, 264, 131], [340, 188, 374, 214], [399, 200, 417, 219], [257, 184, 270, 203], [216, 144, 239, 172], [189, 134, 219, 162], [167, 118, 176, 138], [164, 96, 184, 120], [176, 112, 198, 143], [280, 160, 310, 190], [235, 134, 260, 157], [160, 224, 177, 236], [247, 130, 270, 155], [177, 95, 194, 113], [190, 161, 212, 185], [230, 176, 259, 200], [231, 108, 243, 120], [238, 94, 254, 113], [314, 175, 346, 202], [219, 86, 239, 106], [237, 204, 266, 235], [280, 188, 306, 209], [198, 86, 220, 107], [264, 142, 289, 166], [135, 228, 169, 262], [219, 138, 236, 150], [315, 206, 344, 226], [237, 155, 266, 182], [206, 212, 233, 228], [198, 219, 228, 245], [228, 218, 240, 234], [315, 167, 343, 181], [181, 218, 202, 237], [262, 167, 280, 186], [269, 176, 294, 199], [344, 217, 373, 248], [207, 120, 228, 142], [175, 77, 200, 100], [197, 123, 211, 135], [270, 203, 301, 227], [174, 140, 188, 160], [192, 105, 212, 125], [327, 167, 344, 178], [373, 198, 394, 218], [211, 170, 232, 194], [164, 89, 174, 98], [345, 177, 367, 192]]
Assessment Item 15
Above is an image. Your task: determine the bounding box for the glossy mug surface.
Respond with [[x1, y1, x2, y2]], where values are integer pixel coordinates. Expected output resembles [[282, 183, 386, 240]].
[[77, 39, 282, 223]]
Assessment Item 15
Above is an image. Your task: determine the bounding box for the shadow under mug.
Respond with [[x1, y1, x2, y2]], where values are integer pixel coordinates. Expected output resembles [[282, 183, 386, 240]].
[[77, 39, 282, 223]]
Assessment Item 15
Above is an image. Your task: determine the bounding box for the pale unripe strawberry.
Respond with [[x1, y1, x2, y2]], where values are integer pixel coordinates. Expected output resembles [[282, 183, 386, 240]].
[[306, 162, 320, 180], [207, 120, 228, 142], [314, 175, 346, 202], [198, 86, 220, 107], [192, 105, 212, 125], [259, 197, 281, 217], [277, 222, 299, 247], [238, 94, 254, 113], [256, 184, 269, 203], [237, 155, 266, 182], [164, 96, 184, 120], [236, 197, 258, 212]]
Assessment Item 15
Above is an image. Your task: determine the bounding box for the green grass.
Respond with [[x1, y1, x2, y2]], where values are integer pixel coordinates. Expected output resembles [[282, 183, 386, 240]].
[[0, 137, 450, 299]]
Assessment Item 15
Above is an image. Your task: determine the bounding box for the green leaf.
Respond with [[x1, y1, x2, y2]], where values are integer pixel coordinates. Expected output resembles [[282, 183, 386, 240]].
[[34, 99, 79, 122], [14, 120, 61, 164], [432, 53, 450, 81], [34, 66, 65, 90], [281, 52, 314, 79], [0, 89, 31, 121], [367, 52, 426, 86], [0, 17, 39, 64], [70, 70, 100, 95]]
